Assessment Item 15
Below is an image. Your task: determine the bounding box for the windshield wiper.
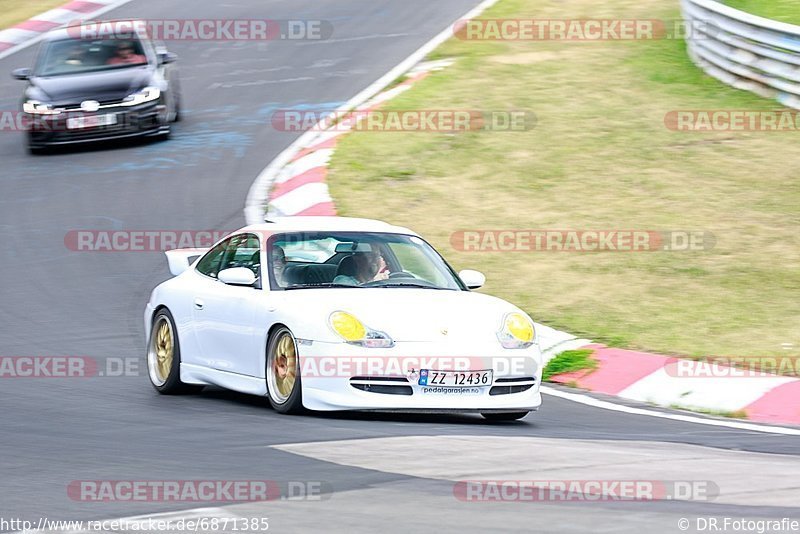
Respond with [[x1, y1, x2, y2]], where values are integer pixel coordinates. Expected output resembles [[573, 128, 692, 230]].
[[379, 283, 451, 290], [284, 283, 360, 290]]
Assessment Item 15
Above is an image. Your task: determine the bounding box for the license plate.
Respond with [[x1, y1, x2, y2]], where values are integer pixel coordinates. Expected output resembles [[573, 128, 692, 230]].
[[418, 369, 493, 387], [67, 114, 117, 130]]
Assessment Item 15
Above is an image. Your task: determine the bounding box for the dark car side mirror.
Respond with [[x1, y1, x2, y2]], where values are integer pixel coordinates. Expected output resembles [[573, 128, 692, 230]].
[[158, 52, 178, 65], [11, 68, 31, 80]]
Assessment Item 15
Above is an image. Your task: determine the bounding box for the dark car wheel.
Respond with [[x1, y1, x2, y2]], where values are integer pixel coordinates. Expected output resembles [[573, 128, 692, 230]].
[[27, 138, 47, 156]]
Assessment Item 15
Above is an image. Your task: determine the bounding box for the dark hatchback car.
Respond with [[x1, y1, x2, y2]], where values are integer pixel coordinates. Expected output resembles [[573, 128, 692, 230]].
[[11, 21, 181, 154]]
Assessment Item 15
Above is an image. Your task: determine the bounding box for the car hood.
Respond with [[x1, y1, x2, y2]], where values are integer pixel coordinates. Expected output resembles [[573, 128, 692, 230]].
[[273, 288, 528, 343], [28, 66, 153, 106]]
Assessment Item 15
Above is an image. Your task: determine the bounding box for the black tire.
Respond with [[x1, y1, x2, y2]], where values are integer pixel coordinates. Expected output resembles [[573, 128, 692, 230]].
[[147, 309, 203, 395], [266, 326, 303, 414], [481, 412, 529, 421], [28, 144, 47, 156]]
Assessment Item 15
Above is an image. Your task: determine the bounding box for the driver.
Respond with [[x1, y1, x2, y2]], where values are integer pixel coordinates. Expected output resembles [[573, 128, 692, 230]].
[[334, 249, 389, 286], [64, 43, 87, 66], [106, 41, 146, 65]]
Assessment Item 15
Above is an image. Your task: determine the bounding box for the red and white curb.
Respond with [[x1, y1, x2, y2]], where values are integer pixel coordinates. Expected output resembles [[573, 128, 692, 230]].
[[265, 67, 438, 218], [549, 345, 800, 426], [244, 0, 503, 224], [0, 0, 135, 60]]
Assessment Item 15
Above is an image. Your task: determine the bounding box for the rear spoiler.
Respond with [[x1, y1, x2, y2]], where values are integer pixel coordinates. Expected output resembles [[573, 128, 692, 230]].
[[165, 248, 206, 276]]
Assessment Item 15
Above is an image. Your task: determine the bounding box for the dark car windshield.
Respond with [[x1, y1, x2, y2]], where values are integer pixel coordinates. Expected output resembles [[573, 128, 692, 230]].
[[36, 37, 149, 76]]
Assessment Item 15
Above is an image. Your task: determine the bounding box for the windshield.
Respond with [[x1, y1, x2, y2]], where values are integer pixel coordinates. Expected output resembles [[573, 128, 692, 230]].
[[268, 232, 465, 291], [36, 37, 149, 76]]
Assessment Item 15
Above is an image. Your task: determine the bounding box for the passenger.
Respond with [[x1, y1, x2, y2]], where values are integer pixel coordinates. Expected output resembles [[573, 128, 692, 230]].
[[272, 245, 288, 286]]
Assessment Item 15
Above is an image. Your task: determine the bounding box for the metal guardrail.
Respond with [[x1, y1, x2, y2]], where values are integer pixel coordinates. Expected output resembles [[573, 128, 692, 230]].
[[681, 0, 800, 109]]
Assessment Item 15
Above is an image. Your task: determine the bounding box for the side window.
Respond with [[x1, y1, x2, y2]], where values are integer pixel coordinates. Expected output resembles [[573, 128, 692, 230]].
[[195, 238, 231, 279], [219, 234, 261, 276]]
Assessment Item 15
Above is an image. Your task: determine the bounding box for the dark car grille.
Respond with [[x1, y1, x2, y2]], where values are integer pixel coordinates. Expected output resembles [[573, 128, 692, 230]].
[[351, 384, 414, 395], [489, 376, 537, 396], [60, 98, 128, 111], [349, 376, 413, 395], [348, 375, 537, 396], [27, 103, 161, 144]]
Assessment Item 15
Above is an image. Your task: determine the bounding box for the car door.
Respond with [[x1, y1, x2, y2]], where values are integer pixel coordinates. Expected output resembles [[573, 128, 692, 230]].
[[191, 233, 265, 377]]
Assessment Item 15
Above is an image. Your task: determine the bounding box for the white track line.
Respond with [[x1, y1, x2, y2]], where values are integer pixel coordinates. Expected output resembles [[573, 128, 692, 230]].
[[541, 386, 800, 435]]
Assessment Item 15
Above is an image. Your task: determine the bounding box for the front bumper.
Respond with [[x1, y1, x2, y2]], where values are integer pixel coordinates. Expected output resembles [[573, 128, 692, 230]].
[[297, 339, 543, 412], [25, 102, 168, 148]]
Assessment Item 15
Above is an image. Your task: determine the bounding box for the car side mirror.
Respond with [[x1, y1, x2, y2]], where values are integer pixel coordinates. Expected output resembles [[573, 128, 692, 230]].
[[11, 68, 31, 80], [218, 267, 257, 287], [459, 269, 486, 289], [158, 52, 178, 65]]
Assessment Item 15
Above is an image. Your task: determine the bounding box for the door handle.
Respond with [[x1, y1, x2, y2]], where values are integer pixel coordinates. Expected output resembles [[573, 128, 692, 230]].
[[193, 298, 204, 310]]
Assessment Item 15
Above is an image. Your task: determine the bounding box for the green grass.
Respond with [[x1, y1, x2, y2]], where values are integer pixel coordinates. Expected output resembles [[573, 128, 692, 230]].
[[327, 0, 800, 361], [721, 0, 800, 25], [669, 404, 749, 419], [542, 350, 597, 381], [0, 0, 66, 30]]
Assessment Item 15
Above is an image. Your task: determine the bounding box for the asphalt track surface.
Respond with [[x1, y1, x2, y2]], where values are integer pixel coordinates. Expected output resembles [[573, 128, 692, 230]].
[[0, 0, 798, 532]]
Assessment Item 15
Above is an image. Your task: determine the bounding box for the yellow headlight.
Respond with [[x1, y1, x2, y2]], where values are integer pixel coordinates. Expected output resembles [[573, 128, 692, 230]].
[[506, 313, 534, 343], [329, 311, 366, 342]]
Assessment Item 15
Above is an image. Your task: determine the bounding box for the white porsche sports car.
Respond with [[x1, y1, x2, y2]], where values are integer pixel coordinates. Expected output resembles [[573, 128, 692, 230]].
[[144, 217, 542, 420]]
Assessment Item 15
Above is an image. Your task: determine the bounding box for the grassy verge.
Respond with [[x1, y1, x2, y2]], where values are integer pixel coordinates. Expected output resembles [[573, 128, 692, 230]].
[[0, 1, 66, 31], [721, 0, 800, 25], [327, 0, 800, 360], [542, 350, 597, 381], [669, 405, 749, 419]]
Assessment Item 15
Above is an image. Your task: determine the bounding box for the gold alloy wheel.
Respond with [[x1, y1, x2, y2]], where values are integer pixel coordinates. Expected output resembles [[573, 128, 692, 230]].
[[268, 330, 298, 404], [149, 316, 174, 386]]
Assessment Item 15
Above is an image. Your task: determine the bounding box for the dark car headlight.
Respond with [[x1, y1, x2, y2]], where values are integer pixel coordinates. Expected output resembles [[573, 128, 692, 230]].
[[23, 101, 61, 115], [120, 87, 161, 107]]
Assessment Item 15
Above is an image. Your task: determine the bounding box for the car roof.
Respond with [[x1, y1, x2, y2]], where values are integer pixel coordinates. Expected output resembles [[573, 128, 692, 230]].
[[242, 216, 418, 236], [43, 20, 148, 42]]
